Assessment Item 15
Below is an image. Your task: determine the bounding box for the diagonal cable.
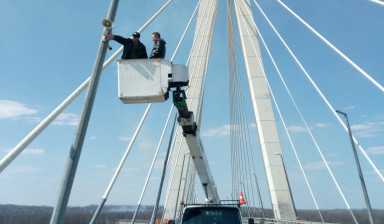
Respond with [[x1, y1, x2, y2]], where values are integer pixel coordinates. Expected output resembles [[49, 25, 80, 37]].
[[0, 0, 175, 174], [253, 19, 326, 223], [251, 0, 361, 222], [170, 1, 200, 62], [228, 0, 263, 216], [90, 104, 152, 224], [130, 105, 174, 224], [252, 0, 384, 183], [275, 0, 384, 94], [370, 0, 384, 6]]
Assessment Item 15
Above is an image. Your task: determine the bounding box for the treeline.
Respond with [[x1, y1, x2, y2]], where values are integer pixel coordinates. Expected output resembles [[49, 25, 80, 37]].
[[1, 204, 383, 224], [0, 205, 158, 224]]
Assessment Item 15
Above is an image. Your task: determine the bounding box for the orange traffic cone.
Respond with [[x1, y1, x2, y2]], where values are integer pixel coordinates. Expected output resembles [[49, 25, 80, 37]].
[[239, 191, 246, 205]]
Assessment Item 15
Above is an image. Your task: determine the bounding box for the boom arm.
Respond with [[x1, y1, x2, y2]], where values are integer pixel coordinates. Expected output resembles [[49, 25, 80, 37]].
[[173, 89, 220, 203]]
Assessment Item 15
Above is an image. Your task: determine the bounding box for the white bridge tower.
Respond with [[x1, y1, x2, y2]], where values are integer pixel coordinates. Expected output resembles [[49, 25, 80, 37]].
[[164, 0, 296, 221]]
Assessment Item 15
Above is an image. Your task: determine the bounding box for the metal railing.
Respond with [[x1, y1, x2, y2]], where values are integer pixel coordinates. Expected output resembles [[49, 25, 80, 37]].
[[243, 217, 339, 224]]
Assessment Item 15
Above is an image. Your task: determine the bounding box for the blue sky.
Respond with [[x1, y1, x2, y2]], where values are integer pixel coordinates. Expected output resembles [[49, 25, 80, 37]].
[[1, 0, 384, 213]]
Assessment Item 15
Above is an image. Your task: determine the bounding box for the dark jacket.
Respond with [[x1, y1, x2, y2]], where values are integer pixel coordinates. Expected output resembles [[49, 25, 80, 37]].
[[113, 35, 147, 59], [149, 39, 166, 58]]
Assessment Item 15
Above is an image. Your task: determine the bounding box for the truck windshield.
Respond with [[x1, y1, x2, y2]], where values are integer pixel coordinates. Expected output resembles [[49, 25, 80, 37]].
[[181, 207, 242, 224]]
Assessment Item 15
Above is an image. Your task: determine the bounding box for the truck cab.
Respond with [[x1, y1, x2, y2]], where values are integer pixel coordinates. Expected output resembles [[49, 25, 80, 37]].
[[180, 204, 243, 224]]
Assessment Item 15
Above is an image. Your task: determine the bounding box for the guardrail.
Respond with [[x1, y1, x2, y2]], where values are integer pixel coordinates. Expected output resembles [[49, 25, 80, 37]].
[[243, 217, 339, 224]]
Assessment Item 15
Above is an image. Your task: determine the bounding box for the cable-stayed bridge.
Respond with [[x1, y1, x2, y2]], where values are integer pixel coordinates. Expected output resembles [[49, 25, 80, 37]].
[[0, 0, 383, 224]]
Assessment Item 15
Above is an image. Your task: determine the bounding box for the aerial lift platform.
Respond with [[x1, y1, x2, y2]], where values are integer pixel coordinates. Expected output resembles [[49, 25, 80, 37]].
[[118, 59, 220, 204]]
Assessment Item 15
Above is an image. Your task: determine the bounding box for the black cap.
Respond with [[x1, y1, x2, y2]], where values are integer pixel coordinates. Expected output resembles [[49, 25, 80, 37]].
[[132, 32, 140, 38]]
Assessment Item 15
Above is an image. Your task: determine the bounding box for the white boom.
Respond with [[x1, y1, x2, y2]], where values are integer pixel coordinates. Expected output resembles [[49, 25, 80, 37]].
[[173, 92, 220, 204]]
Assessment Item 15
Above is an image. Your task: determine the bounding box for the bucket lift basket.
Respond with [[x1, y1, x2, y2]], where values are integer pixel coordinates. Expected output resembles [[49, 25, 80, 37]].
[[118, 59, 188, 104]]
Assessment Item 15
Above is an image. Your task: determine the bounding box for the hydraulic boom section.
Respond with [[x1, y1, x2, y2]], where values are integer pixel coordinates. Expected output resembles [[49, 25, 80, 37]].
[[171, 86, 220, 204]]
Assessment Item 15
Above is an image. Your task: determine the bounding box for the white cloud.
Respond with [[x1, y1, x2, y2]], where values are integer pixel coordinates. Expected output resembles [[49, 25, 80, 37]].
[[23, 148, 45, 155], [351, 123, 375, 131], [367, 146, 384, 155], [287, 126, 307, 133], [5, 166, 42, 174], [22, 116, 42, 123], [342, 106, 355, 110], [315, 123, 330, 128], [304, 161, 344, 170], [351, 122, 383, 138], [89, 136, 97, 140], [122, 167, 138, 172], [138, 141, 156, 149], [154, 160, 164, 170], [326, 153, 339, 158], [0, 100, 38, 119], [4, 148, 45, 155], [94, 164, 107, 169], [119, 136, 132, 141], [203, 124, 231, 137], [366, 169, 384, 179], [52, 113, 79, 126]]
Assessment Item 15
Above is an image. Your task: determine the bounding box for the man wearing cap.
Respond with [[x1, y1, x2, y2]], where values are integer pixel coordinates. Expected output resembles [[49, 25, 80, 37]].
[[107, 32, 147, 59]]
